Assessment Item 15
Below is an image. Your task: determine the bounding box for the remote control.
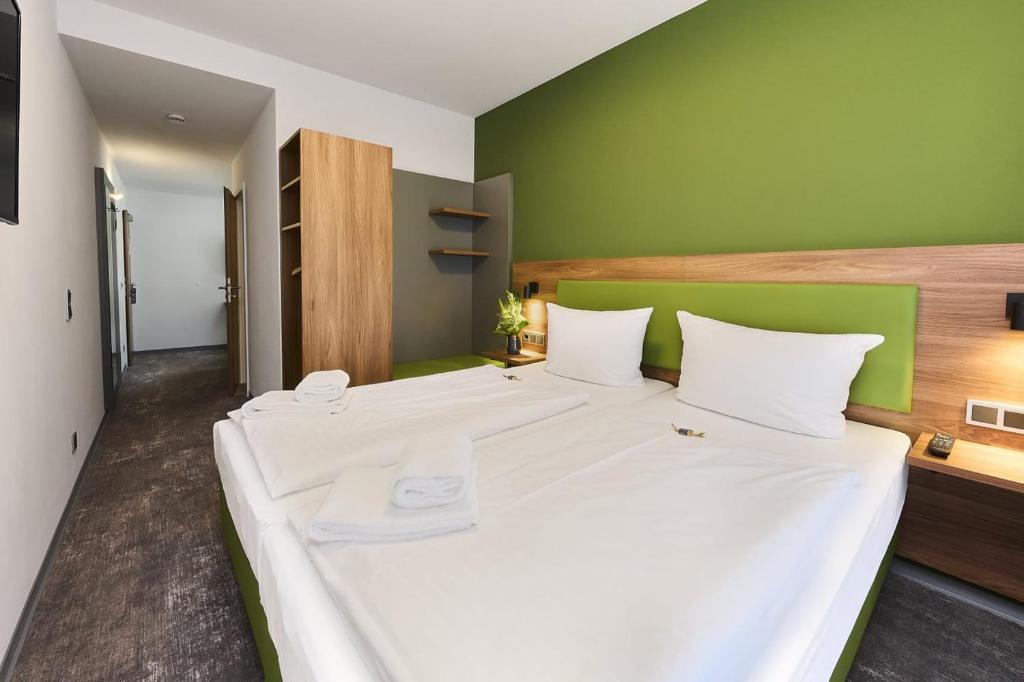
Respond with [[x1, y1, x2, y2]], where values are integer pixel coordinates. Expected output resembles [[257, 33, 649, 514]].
[[927, 432, 956, 458]]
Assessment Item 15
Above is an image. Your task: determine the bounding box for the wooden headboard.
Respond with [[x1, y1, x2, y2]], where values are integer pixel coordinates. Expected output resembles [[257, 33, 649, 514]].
[[513, 243, 1024, 449]]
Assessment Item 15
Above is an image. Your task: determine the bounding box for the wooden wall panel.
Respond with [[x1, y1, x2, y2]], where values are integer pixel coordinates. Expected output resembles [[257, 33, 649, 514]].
[[301, 130, 393, 386], [513, 243, 1024, 449]]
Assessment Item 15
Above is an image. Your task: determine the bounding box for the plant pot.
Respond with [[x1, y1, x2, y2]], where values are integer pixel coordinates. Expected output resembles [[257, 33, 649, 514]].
[[506, 334, 522, 355]]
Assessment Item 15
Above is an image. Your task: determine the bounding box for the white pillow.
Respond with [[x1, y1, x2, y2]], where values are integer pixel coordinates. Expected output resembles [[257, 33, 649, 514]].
[[675, 311, 883, 438], [545, 303, 653, 386]]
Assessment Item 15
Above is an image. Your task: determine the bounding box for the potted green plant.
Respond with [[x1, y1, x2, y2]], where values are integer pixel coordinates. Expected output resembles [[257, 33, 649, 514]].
[[494, 290, 528, 355]]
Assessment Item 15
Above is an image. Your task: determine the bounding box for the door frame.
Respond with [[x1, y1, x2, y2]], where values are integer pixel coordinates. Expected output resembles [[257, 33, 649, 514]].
[[121, 209, 134, 365], [237, 186, 251, 396], [94, 168, 120, 412]]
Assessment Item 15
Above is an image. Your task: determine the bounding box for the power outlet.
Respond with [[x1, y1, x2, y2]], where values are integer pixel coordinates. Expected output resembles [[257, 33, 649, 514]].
[[522, 330, 546, 346], [71, 431, 78, 454]]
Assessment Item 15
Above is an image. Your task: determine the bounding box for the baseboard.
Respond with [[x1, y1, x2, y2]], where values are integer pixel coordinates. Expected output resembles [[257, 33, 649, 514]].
[[0, 413, 110, 681], [134, 344, 228, 354], [891, 557, 1024, 626]]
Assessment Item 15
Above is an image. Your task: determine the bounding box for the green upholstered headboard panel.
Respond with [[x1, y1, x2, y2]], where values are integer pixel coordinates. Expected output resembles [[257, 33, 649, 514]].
[[555, 280, 918, 413]]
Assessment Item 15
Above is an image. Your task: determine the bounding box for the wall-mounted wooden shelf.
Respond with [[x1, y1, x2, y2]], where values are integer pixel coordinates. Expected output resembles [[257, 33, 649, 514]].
[[429, 207, 491, 220], [282, 221, 301, 232], [291, 266, 302, 277], [281, 176, 301, 191], [479, 349, 546, 367], [428, 248, 490, 258]]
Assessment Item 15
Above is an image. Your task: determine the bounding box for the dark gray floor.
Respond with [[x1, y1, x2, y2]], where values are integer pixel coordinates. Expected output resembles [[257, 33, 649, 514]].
[[9, 349, 1024, 681], [849, 570, 1024, 681], [12, 349, 260, 682]]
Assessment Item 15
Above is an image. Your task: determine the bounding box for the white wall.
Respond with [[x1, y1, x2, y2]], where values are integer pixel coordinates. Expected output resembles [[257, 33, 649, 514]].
[[0, 0, 121, 662], [231, 95, 278, 393], [59, 0, 476, 393], [129, 188, 227, 351]]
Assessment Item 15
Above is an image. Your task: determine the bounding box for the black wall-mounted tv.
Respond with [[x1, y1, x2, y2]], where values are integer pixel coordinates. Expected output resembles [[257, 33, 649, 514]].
[[1, 0, 20, 225]]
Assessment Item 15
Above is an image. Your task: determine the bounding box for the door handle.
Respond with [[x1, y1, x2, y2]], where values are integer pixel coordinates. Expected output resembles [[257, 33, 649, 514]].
[[218, 284, 242, 303]]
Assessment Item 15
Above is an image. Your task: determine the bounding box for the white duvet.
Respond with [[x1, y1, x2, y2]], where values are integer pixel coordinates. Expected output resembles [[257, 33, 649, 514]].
[[294, 407, 860, 682], [243, 366, 589, 498]]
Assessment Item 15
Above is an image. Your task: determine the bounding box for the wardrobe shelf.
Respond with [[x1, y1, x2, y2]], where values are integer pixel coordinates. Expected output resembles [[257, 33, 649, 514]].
[[428, 248, 490, 257], [278, 128, 393, 390], [428, 207, 491, 220]]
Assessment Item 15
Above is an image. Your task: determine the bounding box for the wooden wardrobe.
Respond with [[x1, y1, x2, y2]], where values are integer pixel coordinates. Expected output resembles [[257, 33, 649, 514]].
[[279, 129, 393, 388]]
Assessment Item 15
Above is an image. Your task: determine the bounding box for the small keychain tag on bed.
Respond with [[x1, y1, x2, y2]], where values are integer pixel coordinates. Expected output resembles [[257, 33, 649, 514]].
[[671, 423, 705, 438], [504, 374, 521, 381]]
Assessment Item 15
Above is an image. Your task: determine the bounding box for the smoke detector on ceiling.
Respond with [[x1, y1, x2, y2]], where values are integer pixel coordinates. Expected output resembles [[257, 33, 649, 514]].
[[166, 113, 187, 125]]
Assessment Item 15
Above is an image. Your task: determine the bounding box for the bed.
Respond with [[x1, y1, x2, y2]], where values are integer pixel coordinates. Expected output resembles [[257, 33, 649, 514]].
[[216, 362, 674, 577], [215, 362, 675, 680], [215, 278, 919, 681]]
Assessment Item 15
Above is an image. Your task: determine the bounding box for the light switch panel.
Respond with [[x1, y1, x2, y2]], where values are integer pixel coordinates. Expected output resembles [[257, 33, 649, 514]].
[[966, 398, 1024, 435]]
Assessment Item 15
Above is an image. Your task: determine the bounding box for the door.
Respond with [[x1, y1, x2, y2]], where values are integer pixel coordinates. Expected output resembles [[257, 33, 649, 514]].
[[94, 167, 122, 412], [221, 187, 242, 394], [122, 209, 135, 365], [106, 200, 122, 386]]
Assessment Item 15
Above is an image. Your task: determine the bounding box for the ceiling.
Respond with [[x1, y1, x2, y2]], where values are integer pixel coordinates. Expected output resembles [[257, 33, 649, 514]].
[[95, 0, 706, 116], [63, 36, 273, 196]]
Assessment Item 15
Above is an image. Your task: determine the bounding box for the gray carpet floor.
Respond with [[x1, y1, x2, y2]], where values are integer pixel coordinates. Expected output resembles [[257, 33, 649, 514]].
[[10, 349, 1024, 681], [12, 349, 260, 682], [848, 573, 1024, 681]]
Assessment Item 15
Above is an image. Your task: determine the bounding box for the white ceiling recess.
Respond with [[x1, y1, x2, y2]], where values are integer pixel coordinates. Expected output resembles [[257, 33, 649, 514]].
[[95, 0, 707, 116], [63, 35, 273, 196]]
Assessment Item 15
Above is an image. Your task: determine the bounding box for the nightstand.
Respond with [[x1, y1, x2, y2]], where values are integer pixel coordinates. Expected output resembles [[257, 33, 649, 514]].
[[479, 349, 546, 368], [897, 433, 1024, 601]]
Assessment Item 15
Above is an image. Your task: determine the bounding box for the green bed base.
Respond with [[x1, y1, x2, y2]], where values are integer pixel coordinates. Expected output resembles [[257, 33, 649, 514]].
[[556, 280, 918, 413], [829, 535, 897, 681], [220, 493, 283, 682], [392, 354, 504, 380], [219, 492, 895, 681]]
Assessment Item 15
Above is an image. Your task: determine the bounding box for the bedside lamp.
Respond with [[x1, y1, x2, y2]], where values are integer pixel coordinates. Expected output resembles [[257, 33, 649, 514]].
[[1007, 294, 1024, 330]]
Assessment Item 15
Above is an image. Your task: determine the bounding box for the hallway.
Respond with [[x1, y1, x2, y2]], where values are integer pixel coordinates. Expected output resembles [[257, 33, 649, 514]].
[[12, 350, 261, 681]]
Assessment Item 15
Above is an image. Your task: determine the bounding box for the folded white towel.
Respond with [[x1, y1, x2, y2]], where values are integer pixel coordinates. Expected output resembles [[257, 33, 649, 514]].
[[390, 432, 474, 509], [307, 466, 478, 544], [233, 390, 345, 422], [295, 370, 350, 404]]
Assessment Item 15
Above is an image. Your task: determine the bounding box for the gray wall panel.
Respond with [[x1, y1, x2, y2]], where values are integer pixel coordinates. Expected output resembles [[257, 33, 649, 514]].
[[393, 170, 475, 363]]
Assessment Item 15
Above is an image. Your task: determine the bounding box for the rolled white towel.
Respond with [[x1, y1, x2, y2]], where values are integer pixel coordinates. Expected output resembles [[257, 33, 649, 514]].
[[232, 390, 345, 422], [390, 432, 474, 509], [307, 466, 478, 544], [295, 370, 350, 404]]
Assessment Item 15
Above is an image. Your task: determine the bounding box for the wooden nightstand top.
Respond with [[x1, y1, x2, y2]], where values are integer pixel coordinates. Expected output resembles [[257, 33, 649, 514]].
[[479, 349, 546, 367], [909, 432, 1024, 495]]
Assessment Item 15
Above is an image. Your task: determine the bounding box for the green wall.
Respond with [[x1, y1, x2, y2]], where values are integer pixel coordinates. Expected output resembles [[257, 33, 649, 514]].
[[475, 0, 1024, 261]]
